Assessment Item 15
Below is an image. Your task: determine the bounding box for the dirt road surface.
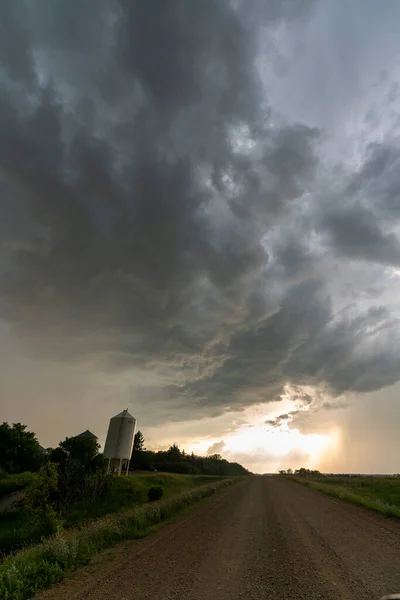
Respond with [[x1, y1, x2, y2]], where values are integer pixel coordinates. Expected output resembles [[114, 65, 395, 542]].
[[39, 477, 400, 600]]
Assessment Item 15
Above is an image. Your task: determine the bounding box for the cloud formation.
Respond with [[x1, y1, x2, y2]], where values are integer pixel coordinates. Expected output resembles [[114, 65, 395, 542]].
[[207, 441, 226, 456], [1, 0, 400, 451]]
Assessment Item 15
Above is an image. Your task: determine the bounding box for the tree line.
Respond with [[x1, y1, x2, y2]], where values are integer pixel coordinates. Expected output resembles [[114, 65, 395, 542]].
[[278, 468, 322, 477], [130, 431, 249, 476], [0, 422, 249, 479]]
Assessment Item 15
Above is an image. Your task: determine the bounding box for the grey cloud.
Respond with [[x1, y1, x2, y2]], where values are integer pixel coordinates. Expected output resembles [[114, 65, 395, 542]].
[[0, 1, 320, 417], [0, 2, 36, 85], [182, 279, 400, 413], [348, 141, 400, 219], [285, 304, 400, 394], [320, 204, 400, 267], [321, 399, 349, 410], [2, 0, 400, 434], [266, 412, 298, 428]]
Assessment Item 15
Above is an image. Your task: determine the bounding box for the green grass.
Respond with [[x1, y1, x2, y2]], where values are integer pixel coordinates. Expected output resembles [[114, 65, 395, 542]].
[[0, 478, 237, 600], [289, 475, 400, 519], [66, 472, 222, 525], [0, 473, 223, 557], [0, 473, 37, 500], [0, 511, 48, 559]]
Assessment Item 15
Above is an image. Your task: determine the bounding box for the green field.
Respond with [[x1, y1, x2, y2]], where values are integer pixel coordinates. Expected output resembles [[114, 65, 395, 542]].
[[0, 472, 223, 558], [290, 475, 400, 518]]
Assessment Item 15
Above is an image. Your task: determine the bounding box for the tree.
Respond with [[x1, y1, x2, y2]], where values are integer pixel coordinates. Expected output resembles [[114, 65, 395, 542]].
[[0, 422, 43, 474], [131, 431, 151, 470], [56, 436, 100, 467], [133, 430, 146, 452], [166, 444, 182, 462], [49, 436, 102, 509]]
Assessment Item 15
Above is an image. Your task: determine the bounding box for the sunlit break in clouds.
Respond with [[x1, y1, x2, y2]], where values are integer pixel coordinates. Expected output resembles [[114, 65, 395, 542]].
[[1, 1, 400, 473]]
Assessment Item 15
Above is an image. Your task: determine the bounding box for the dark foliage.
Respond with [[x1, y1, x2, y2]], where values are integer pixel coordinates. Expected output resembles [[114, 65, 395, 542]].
[[0, 423, 43, 474], [49, 436, 106, 511], [279, 467, 321, 477], [147, 486, 163, 501], [133, 430, 146, 452], [131, 436, 249, 476]]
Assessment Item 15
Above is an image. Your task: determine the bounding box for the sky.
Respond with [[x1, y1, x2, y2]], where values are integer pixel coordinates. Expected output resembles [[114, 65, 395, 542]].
[[1, 0, 400, 474]]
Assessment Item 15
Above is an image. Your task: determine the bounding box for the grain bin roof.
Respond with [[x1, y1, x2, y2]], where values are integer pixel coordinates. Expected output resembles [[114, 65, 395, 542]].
[[113, 409, 135, 419], [75, 429, 98, 440]]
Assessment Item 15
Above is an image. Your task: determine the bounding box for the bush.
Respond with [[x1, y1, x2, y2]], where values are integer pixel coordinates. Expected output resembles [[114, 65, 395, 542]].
[[147, 486, 163, 502], [24, 463, 62, 536]]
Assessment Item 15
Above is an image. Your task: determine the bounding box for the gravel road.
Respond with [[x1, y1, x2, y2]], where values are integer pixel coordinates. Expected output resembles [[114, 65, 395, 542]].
[[39, 477, 400, 600]]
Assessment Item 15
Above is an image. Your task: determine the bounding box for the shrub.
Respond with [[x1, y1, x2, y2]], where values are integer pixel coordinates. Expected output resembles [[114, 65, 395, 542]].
[[147, 486, 163, 502], [24, 463, 62, 536]]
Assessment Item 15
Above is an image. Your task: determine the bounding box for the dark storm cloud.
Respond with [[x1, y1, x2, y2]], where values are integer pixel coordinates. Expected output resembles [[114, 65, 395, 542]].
[[316, 138, 400, 268], [180, 278, 400, 412], [1, 2, 318, 355], [1, 0, 400, 424], [0, 2, 35, 85], [348, 141, 400, 219], [321, 204, 400, 266]]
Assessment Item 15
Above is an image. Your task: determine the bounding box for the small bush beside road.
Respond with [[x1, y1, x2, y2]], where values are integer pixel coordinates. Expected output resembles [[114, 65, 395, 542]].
[[147, 485, 163, 501]]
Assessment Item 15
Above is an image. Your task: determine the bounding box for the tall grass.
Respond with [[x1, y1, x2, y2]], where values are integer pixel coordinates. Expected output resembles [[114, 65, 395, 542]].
[[67, 472, 222, 524], [289, 476, 400, 519], [0, 472, 223, 556], [0, 478, 236, 600], [0, 473, 37, 501]]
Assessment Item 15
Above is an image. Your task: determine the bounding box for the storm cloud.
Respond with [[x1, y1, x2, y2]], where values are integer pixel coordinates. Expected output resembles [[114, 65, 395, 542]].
[[1, 0, 400, 454]]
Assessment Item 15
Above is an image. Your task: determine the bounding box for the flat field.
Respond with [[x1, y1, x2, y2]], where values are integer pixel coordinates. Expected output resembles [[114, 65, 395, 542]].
[[290, 474, 400, 518]]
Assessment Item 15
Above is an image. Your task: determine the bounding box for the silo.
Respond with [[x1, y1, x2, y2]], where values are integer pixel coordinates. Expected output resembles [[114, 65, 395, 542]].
[[103, 409, 136, 475]]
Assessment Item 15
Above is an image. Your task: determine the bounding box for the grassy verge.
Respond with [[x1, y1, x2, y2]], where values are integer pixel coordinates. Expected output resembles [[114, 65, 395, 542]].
[[288, 476, 400, 519], [66, 472, 222, 525], [0, 473, 223, 557], [0, 478, 237, 600]]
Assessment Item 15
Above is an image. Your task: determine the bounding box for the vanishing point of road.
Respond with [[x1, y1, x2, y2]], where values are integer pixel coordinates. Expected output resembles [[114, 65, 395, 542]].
[[39, 477, 400, 600]]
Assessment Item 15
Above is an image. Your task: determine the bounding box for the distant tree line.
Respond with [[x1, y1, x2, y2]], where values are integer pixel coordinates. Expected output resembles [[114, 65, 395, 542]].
[[130, 431, 249, 476], [279, 467, 322, 477]]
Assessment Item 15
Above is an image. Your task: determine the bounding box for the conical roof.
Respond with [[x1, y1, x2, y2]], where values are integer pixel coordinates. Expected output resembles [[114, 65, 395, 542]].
[[112, 409, 134, 419], [75, 429, 98, 440]]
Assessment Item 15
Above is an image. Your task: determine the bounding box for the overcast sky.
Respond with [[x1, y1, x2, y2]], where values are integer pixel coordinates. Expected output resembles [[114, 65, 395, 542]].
[[1, 0, 400, 473]]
